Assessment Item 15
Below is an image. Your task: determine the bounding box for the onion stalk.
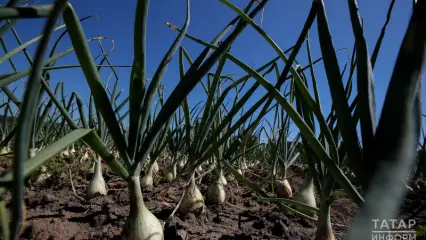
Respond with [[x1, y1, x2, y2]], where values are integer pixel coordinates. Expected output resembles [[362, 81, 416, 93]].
[[59, 148, 70, 158], [241, 158, 248, 170], [29, 148, 36, 158], [69, 143, 76, 155], [86, 157, 107, 198], [293, 173, 317, 217], [315, 198, 335, 240], [140, 164, 154, 189], [207, 173, 226, 205], [152, 159, 159, 174], [218, 169, 227, 186], [121, 176, 164, 240], [178, 159, 185, 169], [164, 162, 177, 182], [80, 151, 90, 162], [88, 161, 95, 173], [275, 179, 292, 198], [178, 172, 205, 216]]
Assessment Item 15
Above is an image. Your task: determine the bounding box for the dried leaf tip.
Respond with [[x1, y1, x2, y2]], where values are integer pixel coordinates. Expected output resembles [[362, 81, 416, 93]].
[[165, 22, 177, 30]]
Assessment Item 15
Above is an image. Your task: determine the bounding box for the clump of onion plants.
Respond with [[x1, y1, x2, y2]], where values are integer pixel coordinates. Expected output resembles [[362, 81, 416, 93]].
[[0, 0, 281, 239], [68, 0, 266, 236]]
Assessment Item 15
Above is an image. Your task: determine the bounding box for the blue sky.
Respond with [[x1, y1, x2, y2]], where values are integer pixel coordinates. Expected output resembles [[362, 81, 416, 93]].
[[0, 0, 421, 137]]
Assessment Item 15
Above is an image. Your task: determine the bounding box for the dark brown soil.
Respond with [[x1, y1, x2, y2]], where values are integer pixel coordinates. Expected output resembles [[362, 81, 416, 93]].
[[1, 162, 425, 240]]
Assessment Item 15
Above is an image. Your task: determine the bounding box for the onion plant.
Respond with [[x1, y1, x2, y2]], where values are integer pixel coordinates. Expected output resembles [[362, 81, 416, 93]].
[[263, 105, 301, 198], [164, 107, 188, 182], [0, 97, 15, 154]]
